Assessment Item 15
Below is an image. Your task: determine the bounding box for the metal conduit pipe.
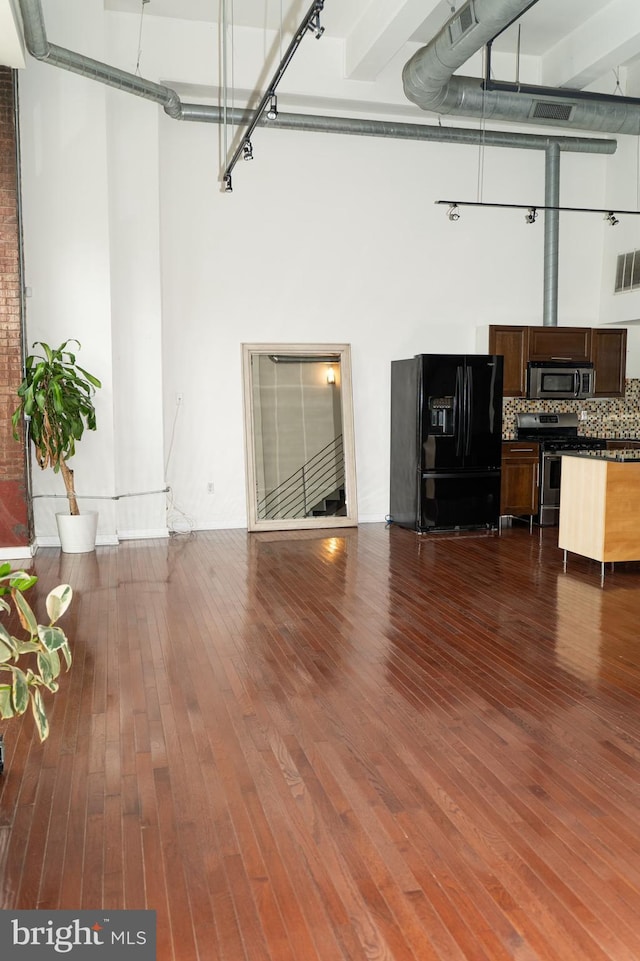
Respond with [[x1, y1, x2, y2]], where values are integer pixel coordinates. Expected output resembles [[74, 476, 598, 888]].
[[543, 143, 560, 327], [180, 104, 616, 153]]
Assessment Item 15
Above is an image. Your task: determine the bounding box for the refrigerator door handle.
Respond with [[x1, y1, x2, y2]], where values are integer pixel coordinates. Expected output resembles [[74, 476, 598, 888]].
[[455, 365, 464, 458], [464, 366, 473, 456]]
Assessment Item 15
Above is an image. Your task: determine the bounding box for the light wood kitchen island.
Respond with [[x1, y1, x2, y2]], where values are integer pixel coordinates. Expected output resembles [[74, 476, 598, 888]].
[[559, 449, 640, 582]]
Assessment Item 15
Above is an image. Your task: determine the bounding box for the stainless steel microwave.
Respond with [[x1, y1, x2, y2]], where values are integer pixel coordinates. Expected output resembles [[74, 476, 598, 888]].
[[527, 361, 595, 400]]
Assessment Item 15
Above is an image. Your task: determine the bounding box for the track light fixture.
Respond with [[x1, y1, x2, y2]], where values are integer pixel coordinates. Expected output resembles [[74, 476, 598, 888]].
[[223, 174, 233, 193], [436, 200, 640, 223], [266, 94, 278, 120], [222, 0, 325, 190], [308, 10, 324, 38]]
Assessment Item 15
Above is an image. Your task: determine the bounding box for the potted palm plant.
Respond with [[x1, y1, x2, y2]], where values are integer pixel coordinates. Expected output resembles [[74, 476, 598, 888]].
[[12, 339, 102, 553]]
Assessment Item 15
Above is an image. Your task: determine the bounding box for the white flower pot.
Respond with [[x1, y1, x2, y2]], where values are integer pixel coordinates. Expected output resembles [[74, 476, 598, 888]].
[[55, 511, 98, 554]]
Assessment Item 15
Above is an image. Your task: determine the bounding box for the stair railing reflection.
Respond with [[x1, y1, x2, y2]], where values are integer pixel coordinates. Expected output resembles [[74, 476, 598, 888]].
[[257, 434, 345, 520]]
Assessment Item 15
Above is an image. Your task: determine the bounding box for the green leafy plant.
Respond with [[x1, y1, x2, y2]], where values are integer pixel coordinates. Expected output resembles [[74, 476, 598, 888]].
[[12, 339, 101, 516], [0, 563, 73, 742]]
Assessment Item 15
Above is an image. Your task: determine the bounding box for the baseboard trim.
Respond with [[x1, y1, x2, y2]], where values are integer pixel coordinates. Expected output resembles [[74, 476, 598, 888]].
[[118, 528, 169, 541], [36, 534, 120, 549], [0, 546, 34, 561]]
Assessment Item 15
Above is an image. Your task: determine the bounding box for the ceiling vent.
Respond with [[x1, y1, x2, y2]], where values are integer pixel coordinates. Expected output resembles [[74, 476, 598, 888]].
[[448, 2, 477, 45], [530, 101, 575, 123], [615, 251, 640, 293]]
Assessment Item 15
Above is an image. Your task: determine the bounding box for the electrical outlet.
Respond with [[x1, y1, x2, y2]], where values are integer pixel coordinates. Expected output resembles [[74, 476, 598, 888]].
[[207, 482, 214, 494]]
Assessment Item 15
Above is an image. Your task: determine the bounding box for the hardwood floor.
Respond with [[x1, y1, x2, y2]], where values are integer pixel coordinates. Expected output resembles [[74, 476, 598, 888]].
[[2, 523, 640, 960]]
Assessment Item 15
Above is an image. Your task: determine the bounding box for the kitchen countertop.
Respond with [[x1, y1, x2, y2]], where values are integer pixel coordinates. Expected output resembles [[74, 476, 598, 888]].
[[561, 449, 640, 462], [502, 435, 640, 443]]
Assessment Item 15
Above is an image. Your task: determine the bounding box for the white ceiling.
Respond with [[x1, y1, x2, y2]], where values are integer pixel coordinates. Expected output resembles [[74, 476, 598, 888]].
[[3, 0, 640, 97]]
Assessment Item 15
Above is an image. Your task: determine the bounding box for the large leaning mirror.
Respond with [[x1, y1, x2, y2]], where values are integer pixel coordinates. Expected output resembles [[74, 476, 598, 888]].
[[242, 344, 358, 532]]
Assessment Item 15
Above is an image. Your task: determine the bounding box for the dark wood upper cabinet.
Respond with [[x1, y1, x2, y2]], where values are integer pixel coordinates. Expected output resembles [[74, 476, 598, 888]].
[[488, 325, 627, 398], [590, 328, 627, 398], [527, 327, 591, 363], [488, 326, 529, 397]]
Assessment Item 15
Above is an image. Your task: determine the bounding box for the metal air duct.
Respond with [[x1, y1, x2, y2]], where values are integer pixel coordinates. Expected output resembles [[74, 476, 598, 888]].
[[19, 0, 182, 117], [16, 0, 615, 155], [403, 0, 640, 135], [16, 0, 618, 330]]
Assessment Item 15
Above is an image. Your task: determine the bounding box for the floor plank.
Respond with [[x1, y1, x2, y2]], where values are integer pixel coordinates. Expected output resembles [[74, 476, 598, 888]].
[[1, 524, 640, 959]]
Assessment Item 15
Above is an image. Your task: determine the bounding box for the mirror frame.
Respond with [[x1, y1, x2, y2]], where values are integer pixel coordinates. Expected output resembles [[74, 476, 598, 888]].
[[242, 343, 358, 532]]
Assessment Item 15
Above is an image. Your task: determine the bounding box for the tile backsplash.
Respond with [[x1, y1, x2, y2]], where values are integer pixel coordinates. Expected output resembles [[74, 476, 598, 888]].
[[502, 379, 640, 440]]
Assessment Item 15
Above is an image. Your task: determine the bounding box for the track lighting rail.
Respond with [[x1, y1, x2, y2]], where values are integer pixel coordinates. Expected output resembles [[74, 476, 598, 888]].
[[223, 0, 325, 192], [436, 200, 640, 223]]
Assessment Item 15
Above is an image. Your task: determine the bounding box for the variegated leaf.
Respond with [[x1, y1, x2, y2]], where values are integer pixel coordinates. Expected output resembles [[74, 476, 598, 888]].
[[12, 590, 38, 636], [0, 684, 15, 718], [46, 584, 73, 624], [30, 688, 49, 742], [38, 625, 68, 653], [11, 666, 29, 714]]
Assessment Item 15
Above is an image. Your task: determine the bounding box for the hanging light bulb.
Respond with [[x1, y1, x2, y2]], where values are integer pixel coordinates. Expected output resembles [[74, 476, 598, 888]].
[[605, 211, 619, 226], [242, 140, 254, 161], [525, 207, 538, 224], [447, 203, 460, 222]]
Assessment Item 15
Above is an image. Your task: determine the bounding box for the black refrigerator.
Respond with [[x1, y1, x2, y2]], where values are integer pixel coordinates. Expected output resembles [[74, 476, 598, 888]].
[[390, 354, 503, 532]]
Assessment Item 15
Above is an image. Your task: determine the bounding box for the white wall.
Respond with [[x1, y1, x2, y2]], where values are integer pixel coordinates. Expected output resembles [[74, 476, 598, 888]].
[[18, 0, 117, 544], [17, 2, 629, 537], [106, 16, 167, 540], [597, 58, 640, 380]]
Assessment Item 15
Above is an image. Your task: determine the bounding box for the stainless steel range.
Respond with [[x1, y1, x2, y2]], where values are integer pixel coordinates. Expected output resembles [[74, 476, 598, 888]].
[[516, 412, 607, 526]]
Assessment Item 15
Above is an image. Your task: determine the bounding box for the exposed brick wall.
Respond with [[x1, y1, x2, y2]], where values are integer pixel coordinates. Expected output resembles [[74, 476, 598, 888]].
[[0, 67, 29, 548]]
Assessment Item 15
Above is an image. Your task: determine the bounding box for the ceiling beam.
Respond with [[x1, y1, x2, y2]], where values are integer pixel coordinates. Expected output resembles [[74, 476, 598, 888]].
[[542, 0, 640, 90], [0, 0, 26, 68], [344, 0, 440, 81]]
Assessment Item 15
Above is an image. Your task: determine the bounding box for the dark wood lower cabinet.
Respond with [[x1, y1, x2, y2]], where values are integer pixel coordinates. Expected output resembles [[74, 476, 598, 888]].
[[501, 441, 539, 517], [606, 440, 640, 451]]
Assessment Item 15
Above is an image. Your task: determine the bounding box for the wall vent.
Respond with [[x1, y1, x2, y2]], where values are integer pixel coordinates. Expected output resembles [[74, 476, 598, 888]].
[[448, 2, 477, 45], [530, 101, 575, 122], [615, 250, 640, 292]]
